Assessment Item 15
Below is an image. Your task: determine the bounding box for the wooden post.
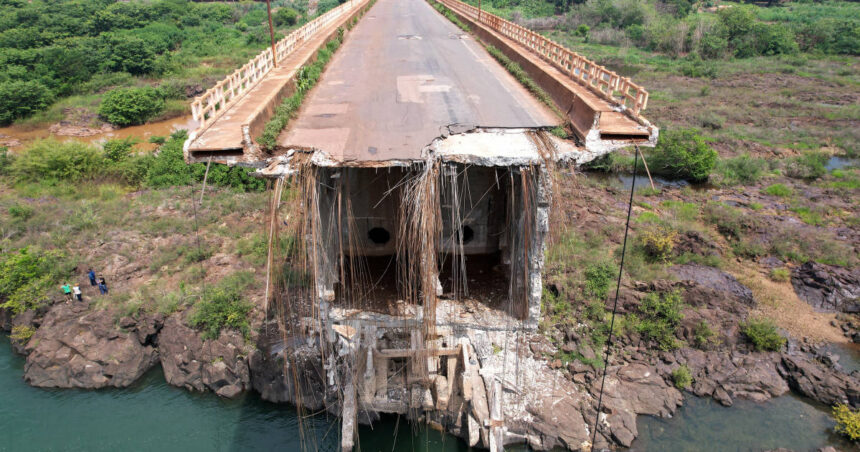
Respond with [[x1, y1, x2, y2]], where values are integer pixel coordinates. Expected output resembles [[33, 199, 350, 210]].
[[635, 145, 656, 191], [477, 0, 481, 22], [266, 0, 278, 68]]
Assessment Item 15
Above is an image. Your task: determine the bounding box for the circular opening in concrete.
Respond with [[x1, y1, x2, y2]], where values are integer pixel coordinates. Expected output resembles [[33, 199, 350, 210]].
[[368, 227, 391, 245], [460, 225, 474, 244]]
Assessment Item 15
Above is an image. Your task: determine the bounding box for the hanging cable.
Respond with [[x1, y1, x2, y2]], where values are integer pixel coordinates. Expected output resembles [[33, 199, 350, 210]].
[[590, 145, 640, 450]]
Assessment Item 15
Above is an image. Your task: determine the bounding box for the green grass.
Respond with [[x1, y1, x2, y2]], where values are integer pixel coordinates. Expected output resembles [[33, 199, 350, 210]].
[[763, 183, 793, 197]]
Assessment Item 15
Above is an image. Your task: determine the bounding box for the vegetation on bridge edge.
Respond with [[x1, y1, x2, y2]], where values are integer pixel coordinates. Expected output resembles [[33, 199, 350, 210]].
[[256, 0, 378, 151]]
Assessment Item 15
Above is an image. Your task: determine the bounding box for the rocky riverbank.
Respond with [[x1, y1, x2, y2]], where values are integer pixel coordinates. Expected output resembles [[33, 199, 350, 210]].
[[1, 169, 858, 450]]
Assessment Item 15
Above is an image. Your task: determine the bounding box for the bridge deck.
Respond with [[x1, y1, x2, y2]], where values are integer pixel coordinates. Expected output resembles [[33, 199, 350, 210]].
[[187, 3, 359, 153], [278, 0, 558, 163]]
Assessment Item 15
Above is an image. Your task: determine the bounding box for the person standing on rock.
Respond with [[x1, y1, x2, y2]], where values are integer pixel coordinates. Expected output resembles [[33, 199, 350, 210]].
[[61, 283, 72, 301], [97, 278, 108, 295], [87, 268, 97, 286], [73, 284, 82, 302]]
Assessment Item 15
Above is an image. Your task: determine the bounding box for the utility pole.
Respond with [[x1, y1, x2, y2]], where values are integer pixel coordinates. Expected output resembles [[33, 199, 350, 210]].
[[266, 0, 278, 68]]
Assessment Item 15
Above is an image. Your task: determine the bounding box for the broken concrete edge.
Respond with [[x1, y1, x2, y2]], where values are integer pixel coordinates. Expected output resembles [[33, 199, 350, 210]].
[[182, 0, 375, 165], [433, 0, 659, 151], [252, 126, 611, 178]]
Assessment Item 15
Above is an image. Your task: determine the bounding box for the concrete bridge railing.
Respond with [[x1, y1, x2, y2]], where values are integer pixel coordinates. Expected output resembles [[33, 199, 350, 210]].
[[438, 0, 649, 116], [190, 0, 361, 134]]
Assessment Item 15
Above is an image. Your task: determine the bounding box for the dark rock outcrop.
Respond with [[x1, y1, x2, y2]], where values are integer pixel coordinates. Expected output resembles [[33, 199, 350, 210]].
[[791, 262, 860, 313], [594, 362, 683, 447], [670, 264, 754, 305], [248, 321, 326, 409], [158, 315, 251, 398], [670, 349, 788, 406], [9, 309, 38, 355], [778, 353, 860, 407], [23, 303, 159, 388]]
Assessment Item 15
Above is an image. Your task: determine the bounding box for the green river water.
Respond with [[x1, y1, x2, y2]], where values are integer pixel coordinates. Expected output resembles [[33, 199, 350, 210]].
[[1, 334, 855, 451]]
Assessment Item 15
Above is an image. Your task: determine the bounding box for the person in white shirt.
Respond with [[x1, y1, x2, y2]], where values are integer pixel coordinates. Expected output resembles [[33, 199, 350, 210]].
[[73, 285, 82, 302]]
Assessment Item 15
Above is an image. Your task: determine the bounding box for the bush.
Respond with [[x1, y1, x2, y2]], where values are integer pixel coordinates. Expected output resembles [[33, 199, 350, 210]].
[[584, 261, 616, 300], [638, 225, 677, 261], [647, 128, 717, 182], [0, 80, 54, 125], [679, 54, 718, 78], [11, 140, 104, 183], [693, 320, 717, 349], [189, 272, 255, 340], [10, 325, 36, 343], [99, 86, 165, 126], [274, 7, 299, 26], [833, 404, 860, 442], [784, 152, 828, 180], [145, 131, 264, 191], [103, 138, 137, 162], [671, 364, 692, 389], [637, 291, 684, 351], [713, 154, 768, 186], [741, 318, 786, 351], [0, 247, 70, 314], [763, 183, 793, 197]]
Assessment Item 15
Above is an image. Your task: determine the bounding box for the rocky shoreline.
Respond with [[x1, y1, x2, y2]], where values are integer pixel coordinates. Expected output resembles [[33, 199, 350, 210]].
[[2, 257, 858, 451]]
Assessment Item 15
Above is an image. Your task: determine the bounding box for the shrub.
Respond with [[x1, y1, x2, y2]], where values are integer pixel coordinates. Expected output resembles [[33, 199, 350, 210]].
[[11, 140, 104, 183], [769, 267, 790, 282], [713, 154, 768, 185], [584, 261, 616, 301], [8, 203, 34, 220], [637, 291, 684, 351], [0, 247, 70, 314], [99, 86, 165, 126], [784, 152, 828, 180], [189, 272, 255, 340], [637, 225, 677, 261], [741, 318, 786, 351], [0, 80, 54, 125], [671, 364, 692, 389], [833, 404, 860, 442], [274, 7, 299, 26], [647, 128, 717, 182], [103, 138, 137, 162], [10, 325, 35, 343], [679, 54, 718, 79], [693, 320, 717, 349], [763, 183, 792, 197], [146, 131, 264, 191]]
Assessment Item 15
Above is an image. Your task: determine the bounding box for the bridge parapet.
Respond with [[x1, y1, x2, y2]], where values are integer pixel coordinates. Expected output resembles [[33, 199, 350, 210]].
[[190, 0, 363, 135], [438, 0, 649, 116]]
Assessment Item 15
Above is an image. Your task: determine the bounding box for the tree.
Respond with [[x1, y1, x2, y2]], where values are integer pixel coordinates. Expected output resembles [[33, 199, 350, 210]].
[[274, 7, 299, 27], [98, 86, 164, 126]]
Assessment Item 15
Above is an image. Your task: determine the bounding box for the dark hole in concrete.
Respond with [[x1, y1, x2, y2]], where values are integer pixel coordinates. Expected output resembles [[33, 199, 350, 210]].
[[368, 227, 391, 245], [457, 225, 474, 244]]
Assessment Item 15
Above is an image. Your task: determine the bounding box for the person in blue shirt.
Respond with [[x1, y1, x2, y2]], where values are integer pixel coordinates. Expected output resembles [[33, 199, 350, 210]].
[[87, 268, 97, 286]]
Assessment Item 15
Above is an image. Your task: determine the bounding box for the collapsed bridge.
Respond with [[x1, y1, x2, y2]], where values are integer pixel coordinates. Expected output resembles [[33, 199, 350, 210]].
[[183, 0, 657, 449]]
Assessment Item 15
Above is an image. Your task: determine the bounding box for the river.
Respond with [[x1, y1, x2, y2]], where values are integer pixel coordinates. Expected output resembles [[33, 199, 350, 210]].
[[2, 334, 856, 451]]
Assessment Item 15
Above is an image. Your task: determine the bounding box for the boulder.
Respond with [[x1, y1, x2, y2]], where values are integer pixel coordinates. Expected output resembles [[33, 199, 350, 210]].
[[791, 262, 860, 313], [158, 315, 250, 398], [23, 303, 158, 388], [248, 321, 326, 409]]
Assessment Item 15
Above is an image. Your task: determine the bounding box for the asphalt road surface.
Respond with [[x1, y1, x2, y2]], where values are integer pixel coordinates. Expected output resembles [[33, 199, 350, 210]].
[[280, 0, 558, 163]]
